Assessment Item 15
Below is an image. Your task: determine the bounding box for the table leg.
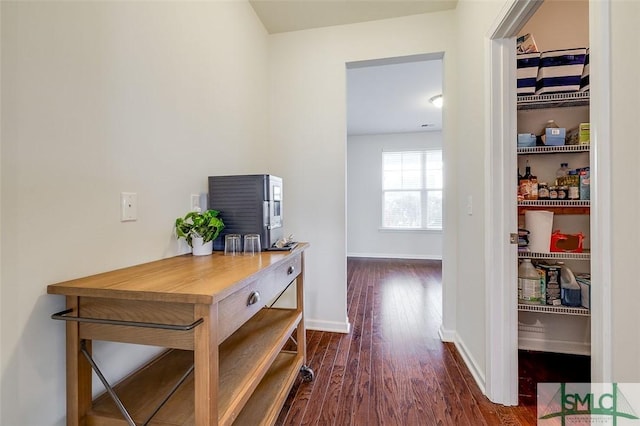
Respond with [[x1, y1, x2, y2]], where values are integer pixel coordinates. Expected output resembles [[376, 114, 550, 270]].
[[65, 296, 92, 426], [194, 303, 218, 425], [297, 253, 307, 366]]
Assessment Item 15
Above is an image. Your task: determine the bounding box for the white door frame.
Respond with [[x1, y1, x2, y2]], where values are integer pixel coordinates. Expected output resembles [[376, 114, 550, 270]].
[[485, 0, 612, 405], [586, 0, 613, 384]]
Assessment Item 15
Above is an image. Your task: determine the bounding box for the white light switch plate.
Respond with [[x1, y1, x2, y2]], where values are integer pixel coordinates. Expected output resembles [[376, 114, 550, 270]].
[[121, 192, 137, 221]]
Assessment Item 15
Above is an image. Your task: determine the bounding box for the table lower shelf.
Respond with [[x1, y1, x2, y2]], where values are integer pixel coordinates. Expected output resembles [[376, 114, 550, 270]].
[[232, 351, 303, 426], [88, 308, 302, 426]]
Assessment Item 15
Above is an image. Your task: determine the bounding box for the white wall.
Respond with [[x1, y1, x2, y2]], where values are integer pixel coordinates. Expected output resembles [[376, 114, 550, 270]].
[[610, 0, 640, 382], [268, 11, 456, 333], [519, 0, 589, 51], [0, 2, 269, 424], [347, 132, 443, 259], [451, 0, 508, 385], [7, 1, 637, 419]]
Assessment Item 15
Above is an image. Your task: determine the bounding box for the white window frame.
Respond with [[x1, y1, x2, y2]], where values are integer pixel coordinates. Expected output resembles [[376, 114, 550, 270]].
[[381, 149, 443, 231]]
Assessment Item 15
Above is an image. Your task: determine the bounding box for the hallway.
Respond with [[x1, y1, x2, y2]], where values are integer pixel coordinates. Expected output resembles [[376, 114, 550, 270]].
[[277, 258, 538, 425]]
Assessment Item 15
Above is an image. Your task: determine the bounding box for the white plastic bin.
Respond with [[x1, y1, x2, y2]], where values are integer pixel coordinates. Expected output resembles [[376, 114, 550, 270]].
[[525, 210, 554, 253]]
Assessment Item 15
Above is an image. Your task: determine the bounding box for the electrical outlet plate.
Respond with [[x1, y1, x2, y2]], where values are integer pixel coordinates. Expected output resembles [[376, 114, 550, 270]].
[[121, 192, 137, 222]]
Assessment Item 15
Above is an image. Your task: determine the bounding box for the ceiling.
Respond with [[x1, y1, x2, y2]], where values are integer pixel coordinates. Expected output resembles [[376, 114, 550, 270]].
[[249, 0, 457, 34], [249, 0, 451, 136], [347, 56, 443, 136]]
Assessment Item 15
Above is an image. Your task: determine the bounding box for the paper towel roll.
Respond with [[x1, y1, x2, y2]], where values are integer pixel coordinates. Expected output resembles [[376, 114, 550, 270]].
[[525, 210, 554, 253]]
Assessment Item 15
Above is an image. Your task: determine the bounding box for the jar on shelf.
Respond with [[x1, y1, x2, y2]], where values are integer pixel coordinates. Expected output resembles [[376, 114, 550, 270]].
[[538, 183, 550, 200], [557, 186, 568, 200], [568, 184, 580, 200], [549, 185, 558, 200]]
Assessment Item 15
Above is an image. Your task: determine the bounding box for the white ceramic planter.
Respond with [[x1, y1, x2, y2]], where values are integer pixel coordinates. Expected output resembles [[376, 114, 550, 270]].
[[191, 237, 213, 256]]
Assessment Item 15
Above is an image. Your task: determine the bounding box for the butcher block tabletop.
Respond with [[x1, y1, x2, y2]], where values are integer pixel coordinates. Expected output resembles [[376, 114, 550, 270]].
[[47, 243, 308, 305]]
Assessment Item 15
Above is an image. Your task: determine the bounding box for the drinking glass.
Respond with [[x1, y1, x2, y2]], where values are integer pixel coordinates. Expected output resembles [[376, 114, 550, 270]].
[[243, 234, 261, 255], [224, 234, 242, 256]]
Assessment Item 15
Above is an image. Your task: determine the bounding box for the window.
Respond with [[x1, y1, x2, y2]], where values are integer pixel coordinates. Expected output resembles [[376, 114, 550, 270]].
[[382, 150, 443, 230]]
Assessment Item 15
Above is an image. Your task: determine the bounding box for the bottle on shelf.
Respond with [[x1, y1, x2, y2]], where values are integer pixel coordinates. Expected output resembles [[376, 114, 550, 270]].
[[556, 162, 569, 186], [523, 162, 532, 180], [560, 264, 582, 307], [567, 170, 580, 200], [518, 259, 544, 304], [520, 161, 538, 200], [530, 175, 539, 200], [517, 169, 524, 201], [519, 167, 530, 200]]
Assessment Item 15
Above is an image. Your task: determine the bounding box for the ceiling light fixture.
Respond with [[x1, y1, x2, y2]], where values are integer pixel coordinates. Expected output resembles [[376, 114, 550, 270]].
[[429, 94, 443, 108]]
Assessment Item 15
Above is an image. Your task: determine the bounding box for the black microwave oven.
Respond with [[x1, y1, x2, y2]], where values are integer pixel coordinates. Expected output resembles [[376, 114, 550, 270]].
[[208, 174, 283, 251]]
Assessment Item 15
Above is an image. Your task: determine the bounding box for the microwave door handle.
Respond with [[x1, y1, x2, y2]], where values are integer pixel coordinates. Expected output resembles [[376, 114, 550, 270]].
[[264, 201, 271, 229]]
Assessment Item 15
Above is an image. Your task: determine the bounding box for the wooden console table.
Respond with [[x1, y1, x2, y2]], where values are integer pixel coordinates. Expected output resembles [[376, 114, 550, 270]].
[[47, 243, 311, 426]]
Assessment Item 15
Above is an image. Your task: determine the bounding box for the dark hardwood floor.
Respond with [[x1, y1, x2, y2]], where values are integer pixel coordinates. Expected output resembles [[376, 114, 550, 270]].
[[276, 257, 589, 425]]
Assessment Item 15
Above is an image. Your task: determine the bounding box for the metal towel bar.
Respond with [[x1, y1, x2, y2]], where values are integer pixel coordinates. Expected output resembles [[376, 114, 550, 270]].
[[51, 308, 203, 331]]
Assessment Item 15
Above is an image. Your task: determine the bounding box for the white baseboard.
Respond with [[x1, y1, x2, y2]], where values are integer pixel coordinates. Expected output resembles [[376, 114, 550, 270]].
[[438, 326, 456, 342], [452, 334, 486, 395], [518, 336, 591, 356], [306, 318, 351, 334], [347, 252, 442, 260]]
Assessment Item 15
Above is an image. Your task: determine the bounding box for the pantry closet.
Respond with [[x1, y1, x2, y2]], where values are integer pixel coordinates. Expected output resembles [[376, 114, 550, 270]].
[[515, 0, 591, 398]]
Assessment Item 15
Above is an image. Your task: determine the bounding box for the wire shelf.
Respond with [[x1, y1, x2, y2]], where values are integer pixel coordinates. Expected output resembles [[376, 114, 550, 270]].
[[518, 303, 590, 316], [517, 145, 590, 155], [517, 92, 590, 110], [518, 200, 590, 208], [518, 251, 590, 260]]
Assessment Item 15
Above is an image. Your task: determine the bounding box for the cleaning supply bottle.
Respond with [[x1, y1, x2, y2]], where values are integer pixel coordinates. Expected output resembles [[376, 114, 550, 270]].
[[560, 264, 581, 307], [518, 259, 543, 304]]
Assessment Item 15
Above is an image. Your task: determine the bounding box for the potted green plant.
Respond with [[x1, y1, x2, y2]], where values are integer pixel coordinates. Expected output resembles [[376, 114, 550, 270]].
[[175, 209, 225, 256]]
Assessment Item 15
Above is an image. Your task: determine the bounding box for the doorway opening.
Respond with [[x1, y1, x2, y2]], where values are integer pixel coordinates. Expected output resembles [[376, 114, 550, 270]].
[[344, 52, 446, 359], [345, 53, 445, 262], [486, 0, 611, 406]]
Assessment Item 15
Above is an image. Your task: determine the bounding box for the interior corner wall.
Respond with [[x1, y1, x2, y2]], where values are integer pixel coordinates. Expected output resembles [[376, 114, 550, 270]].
[[267, 11, 456, 333], [610, 0, 640, 382], [0, 2, 269, 424], [347, 132, 443, 260], [451, 0, 509, 384]]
